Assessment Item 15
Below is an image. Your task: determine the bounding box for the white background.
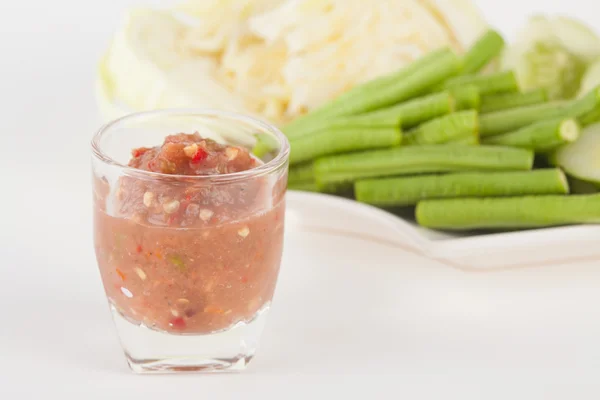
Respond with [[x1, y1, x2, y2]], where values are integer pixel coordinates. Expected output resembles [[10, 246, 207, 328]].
[[1, 0, 600, 398]]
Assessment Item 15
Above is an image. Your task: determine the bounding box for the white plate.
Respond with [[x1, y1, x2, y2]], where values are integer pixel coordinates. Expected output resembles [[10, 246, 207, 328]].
[[287, 191, 600, 270]]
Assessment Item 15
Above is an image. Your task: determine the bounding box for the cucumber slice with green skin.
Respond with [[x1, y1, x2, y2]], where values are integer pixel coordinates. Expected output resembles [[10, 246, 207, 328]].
[[551, 122, 600, 184], [355, 169, 569, 207], [416, 194, 600, 230], [501, 15, 600, 101], [578, 58, 600, 98]]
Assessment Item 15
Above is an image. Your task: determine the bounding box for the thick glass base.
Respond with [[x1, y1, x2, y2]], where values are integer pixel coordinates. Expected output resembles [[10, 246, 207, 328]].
[[110, 304, 270, 374]]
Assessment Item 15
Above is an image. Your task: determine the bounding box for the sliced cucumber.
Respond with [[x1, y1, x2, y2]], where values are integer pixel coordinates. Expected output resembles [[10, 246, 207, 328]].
[[552, 122, 600, 184], [578, 58, 600, 98], [502, 15, 600, 100]]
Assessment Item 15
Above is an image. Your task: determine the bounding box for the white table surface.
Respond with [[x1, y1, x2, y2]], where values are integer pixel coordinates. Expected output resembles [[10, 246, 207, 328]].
[[2, 0, 600, 398]]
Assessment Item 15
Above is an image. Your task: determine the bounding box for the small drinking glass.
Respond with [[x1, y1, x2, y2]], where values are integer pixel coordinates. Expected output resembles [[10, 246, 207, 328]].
[[91, 110, 289, 373]]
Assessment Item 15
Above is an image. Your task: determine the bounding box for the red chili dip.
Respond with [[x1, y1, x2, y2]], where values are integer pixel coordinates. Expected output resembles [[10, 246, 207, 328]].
[[93, 133, 286, 334]]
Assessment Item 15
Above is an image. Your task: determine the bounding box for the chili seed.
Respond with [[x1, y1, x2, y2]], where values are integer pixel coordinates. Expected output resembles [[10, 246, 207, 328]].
[[238, 226, 250, 238], [134, 267, 147, 281], [225, 147, 239, 161], [143, 192, 155, 208], [163, 199, 180, 214], [199, 209, 214, 222], [120, 287, 133, 298], [176, 298, 190, 307], [183, 143, 199, 158], [171, 309, 180, 317]]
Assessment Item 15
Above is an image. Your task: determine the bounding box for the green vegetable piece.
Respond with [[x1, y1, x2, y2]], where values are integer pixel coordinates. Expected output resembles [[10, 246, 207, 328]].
[[285, 113, 400, 140], [288, 163, 315, 185], [289, 127, 401, 165], [444, 71, 519, 96], [483, 118, 580, 152], [314, 145, 534, 186], [550, 122, 600, 184], [449, 85, 480, 111], [480, 89, 548, 113], [450, 135, 480, 145], [361, 92, 454, 129], [569, 177, 600, 194], [289, 181, 320, 192], [480, 87, 600, 136], [416, 194, 600, 230], [168, 254, 186, 272], [252, 133, 279, 159], [355, 169, 568, 207], [462, 30, 506, 74], [405, 110, 478, 145], [284, 48, 462, 133], [517, 41, 586, 100]]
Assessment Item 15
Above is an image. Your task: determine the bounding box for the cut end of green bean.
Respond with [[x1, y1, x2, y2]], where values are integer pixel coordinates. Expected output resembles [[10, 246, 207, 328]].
[[560, 119, 581, 142], [483, 118, 580, 152]]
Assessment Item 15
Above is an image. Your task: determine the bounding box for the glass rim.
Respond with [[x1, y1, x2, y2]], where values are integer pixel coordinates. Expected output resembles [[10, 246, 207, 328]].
[[91, 108, 290, 183]]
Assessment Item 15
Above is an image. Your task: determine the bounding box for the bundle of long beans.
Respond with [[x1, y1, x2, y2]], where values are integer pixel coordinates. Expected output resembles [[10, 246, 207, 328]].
[[279, 30, 600, 231]]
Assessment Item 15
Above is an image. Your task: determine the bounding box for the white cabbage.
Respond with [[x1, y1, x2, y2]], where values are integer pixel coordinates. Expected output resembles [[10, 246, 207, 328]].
[[97, 1, 488, 125]]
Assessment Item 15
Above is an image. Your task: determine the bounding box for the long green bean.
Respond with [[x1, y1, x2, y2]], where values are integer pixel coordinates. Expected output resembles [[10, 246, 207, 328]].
[[483, 118, 580, 152], [462, 30, 505, 74], [480, 89, 548, 113], [416, 194, 600, 230], [355, 169, 568, 206], [444, 71, 519, 96], [290, 127, 401, 165], [405, 111, 478, 145], [314, 145, 534, 186]]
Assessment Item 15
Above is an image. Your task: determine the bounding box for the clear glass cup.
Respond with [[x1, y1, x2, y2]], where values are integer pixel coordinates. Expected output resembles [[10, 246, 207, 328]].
[[91, 109, 289, 373]]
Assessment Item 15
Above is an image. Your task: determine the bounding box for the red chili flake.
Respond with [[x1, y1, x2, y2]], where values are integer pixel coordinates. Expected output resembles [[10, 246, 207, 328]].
[[185, 194, 192, 201], [169, 317, 186, 330], [136, 245, 143, 253], [116, 268, 126, 281], [167, 215, 177, 225], [241, 276, 248, 284], [131, 149, 143, 158], [191, 148, 208, 163]]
